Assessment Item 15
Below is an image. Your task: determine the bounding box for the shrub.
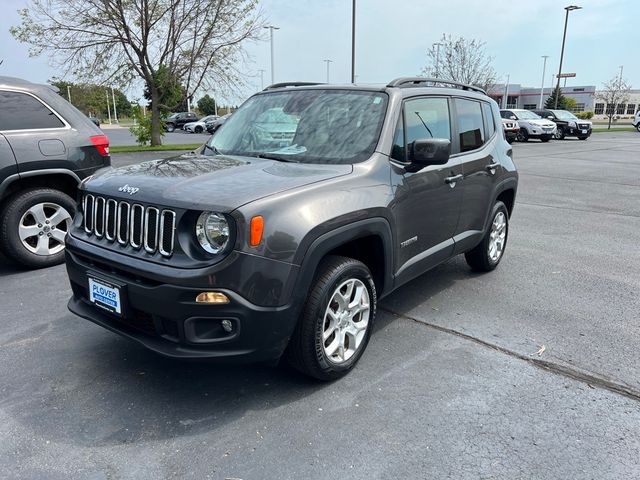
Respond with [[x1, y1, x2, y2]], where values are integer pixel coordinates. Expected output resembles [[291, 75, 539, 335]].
[[575, 111, 594, 119], [129, 107, 161, 146]]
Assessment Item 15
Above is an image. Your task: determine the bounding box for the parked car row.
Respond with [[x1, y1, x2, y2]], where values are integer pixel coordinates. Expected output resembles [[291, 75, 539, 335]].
[[499, 108, 593, 142]]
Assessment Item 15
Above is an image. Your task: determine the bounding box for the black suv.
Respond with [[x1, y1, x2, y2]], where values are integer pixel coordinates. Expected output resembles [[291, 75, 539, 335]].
[[0, 76, 110, 268], [164, 112, 198, 132], [533, 109, 592, 140], [65, 78, 518, 379]]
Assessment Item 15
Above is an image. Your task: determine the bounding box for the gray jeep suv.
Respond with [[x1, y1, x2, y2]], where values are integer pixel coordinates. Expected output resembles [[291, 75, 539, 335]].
[[65, 78, 518, 380], [0, 76, 110, 268]]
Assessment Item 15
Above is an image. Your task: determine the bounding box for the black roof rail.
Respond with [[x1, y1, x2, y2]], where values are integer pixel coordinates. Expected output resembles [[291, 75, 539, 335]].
[[263, 82, 324, 91], [387, 77, 486, 95]]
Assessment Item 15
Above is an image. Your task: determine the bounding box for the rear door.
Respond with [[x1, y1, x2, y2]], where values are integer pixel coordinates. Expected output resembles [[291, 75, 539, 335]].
[[390, 96, 463, 284], [0, 90, 69, 174], [452, 98, 501, 253]]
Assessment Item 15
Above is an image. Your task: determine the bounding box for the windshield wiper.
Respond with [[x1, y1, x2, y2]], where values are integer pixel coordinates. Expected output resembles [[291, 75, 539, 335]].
[[203, 143, 221, 155], [257, 153, 301, 163]]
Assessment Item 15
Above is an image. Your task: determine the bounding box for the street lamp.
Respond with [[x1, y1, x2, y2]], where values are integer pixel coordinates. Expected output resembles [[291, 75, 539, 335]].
[[539, 55, 549, 109], [264, 25, 280, 84], [258, 69, 265, 90], [351, 0, 356, 83], [323, 59, 333, 83], [554, 5, 582, 108], [434, 42, 443, 78]]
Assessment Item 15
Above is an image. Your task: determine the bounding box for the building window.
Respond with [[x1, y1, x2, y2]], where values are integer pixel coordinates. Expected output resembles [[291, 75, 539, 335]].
[[627, 104, 636, 115], [572, 103, 585, 112], [606, 104, 615, 115], [594, 103, 604, 114], [523, 104, 537, 110], [616, 104, 626, 115], [506, 96, 517, 109]]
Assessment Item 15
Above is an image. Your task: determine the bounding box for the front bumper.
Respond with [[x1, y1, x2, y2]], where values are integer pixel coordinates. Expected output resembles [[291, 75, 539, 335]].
[[65, 239, 302, 362]]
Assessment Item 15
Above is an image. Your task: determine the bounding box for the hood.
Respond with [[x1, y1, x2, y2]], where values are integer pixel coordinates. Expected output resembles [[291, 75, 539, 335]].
[[83, 153, 353, 211], [528, 119, 555, 127]]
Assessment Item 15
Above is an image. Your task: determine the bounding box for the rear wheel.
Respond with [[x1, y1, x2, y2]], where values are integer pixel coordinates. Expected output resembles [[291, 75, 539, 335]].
[[286, 255, 376, 380], [0, 188, 75, 269], [465, 201, 509, 272]]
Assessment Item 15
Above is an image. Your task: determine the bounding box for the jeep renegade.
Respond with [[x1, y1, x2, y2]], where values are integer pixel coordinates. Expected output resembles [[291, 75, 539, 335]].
[[65, 78, 518, 380]]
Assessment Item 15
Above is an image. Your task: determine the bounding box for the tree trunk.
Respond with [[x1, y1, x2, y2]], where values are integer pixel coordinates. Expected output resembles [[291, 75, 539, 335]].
[[150, 87, 162, 146], [608, 114, 612, 130]]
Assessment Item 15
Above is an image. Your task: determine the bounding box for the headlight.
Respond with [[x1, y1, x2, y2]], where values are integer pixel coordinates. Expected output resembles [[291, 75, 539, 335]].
[[195, 212, 230, 254], [568, 121, 577, 128]]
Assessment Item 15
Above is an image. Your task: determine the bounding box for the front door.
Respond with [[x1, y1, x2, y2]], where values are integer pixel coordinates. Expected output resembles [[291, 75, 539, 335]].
[[389, 96, 463, 286]]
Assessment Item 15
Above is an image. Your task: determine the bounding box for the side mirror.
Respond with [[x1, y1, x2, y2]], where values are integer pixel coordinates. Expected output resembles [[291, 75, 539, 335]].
[[547, 115, 554, 120], [409, 138, 450, 169], [510, 115, 517, 120]]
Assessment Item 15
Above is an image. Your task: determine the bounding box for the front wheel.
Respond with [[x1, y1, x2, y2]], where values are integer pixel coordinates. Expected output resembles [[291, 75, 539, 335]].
[[194, 125, 203, 133], [554, 127, 565, 140], [635, 123, 640, 132], [0, 188, 75, 269], [165, 123, 175, 132], [286, 255, 377, 380], [516, 128, 529, 142], [465, 201, 509, 272]]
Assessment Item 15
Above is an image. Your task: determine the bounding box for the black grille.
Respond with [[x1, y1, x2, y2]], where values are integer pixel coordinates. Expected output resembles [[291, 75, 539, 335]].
[[83, 194, 176, 257]]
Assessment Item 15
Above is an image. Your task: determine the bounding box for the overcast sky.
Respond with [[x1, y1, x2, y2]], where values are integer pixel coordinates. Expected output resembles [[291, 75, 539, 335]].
[[0, 0, 638, 104]]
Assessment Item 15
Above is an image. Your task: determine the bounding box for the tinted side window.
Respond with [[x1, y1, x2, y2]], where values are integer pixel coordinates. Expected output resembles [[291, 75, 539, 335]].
[[482, 102, 495, 138], [500, 110, 512, 119], [404, 97, 451, 147], [0, 91, 65, 130], [455, 98, 485, 152], [391, 114, 405, 162]]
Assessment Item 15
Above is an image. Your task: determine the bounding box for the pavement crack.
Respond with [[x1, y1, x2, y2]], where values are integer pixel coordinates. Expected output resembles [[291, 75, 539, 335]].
[[380, 306, 640, 402]]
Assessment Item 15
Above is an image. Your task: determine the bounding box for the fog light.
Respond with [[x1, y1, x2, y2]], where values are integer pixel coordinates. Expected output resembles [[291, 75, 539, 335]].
[[195, 292, 230, 304], [221, 319, 234, 333]]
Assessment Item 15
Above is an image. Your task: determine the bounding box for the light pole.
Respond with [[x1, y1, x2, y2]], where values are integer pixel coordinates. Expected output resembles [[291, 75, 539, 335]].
[[264, 25, 280, 84], [555, 5, 582, 108], [434, 42, 443, 78], [502, 74, 510, 109], [111, 87, 118, 123], [67, 85, 72, 104], [539, 55, 549, 109], [351, 0, 356, 83], [618, 65, 624, 83], [323, 59, 333, 83], [258, 69, 265, 90]]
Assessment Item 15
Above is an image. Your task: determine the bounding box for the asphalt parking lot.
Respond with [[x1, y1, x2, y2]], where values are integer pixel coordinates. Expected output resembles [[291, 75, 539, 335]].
[[1, 132, 639, 479]]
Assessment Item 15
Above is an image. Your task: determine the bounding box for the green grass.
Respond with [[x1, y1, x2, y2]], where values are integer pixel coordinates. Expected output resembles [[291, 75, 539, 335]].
[[110, 144, 202, 153], [592, 127, 638, 133]]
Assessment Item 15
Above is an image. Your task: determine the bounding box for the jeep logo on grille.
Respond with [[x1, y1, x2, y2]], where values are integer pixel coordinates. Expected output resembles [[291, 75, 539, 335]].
[[118, 184, 139, 195]]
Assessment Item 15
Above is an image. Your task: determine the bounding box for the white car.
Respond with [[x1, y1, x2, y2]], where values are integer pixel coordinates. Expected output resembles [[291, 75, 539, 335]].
[[633, 110, 640, 132], [184, 115, 219, 133], [500, 109, 556, 142]]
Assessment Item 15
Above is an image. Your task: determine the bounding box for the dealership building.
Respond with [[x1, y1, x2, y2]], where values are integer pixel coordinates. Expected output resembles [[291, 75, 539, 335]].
[[488, 84, 640, 120]]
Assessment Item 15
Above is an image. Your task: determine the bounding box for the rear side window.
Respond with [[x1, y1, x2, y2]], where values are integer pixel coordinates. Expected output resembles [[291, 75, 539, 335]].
[[455, 98, 485, 152], [482, 103, 495, 138], [0, 91, 65, 131]]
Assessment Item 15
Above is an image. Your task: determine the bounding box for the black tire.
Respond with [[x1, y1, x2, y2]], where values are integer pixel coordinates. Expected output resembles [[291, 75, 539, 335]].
[[465, 201, 509, 272], [636, 124, 640, 133], [286, 255, 377, 380], [195, 125, 203, 134], [166, 123, 175, 132], [554, 126, 565, 140], [517, 128, 529, 142], [578, 136, 588, 140], [541, 137, 550, 143], [0, 188, 76, 269]]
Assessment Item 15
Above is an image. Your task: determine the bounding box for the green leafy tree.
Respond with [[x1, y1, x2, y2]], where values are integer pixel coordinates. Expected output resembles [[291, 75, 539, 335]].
[[129, 106, 158, 146], [197, 95, 218, 116], [12, 0, 263, 145], [563, 97, 577, 112], [545, 86, 568, 110]]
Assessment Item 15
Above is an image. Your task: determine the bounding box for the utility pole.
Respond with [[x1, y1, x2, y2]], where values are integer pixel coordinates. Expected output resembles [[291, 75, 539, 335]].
[[258, 69, 265, 90], [67, 85, 72, 105], [106, 90, 112, 124], [555, 5, 582, 108], [264, 25, 280, 84], [111, 87, 118, 124], [351, 0, 356, 83], [539, 55, 549, 109], [618, 65, 624, 84], [323, 59, 333, 83]]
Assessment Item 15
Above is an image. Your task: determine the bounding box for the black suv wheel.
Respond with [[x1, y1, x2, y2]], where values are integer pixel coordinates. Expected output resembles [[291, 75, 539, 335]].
[[465, 201, 509, 272], [165, 122, 176, 132], [0, 188, 75, 269], [286, 255, 376, 380]]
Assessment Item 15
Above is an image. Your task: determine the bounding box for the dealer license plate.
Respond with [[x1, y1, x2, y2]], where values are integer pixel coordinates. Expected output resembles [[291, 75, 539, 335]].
[[88, 277, 122, 315], [581, 129, 587, 134]]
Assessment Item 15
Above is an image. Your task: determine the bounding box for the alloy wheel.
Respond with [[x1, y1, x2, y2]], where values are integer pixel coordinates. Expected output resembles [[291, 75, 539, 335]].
[[488, 211, 507, 262], [18, 202, 72, 256]]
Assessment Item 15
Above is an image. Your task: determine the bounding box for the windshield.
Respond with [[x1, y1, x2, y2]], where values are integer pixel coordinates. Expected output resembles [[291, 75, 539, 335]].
[[515, 110, 542, 120], [205, 89, 389, 164], [551, 110, 578, 120]]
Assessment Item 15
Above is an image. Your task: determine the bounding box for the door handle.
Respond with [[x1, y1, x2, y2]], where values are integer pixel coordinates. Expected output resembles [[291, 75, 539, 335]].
[[445, 174, 463, 188], [486, 162, 500, 174]]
